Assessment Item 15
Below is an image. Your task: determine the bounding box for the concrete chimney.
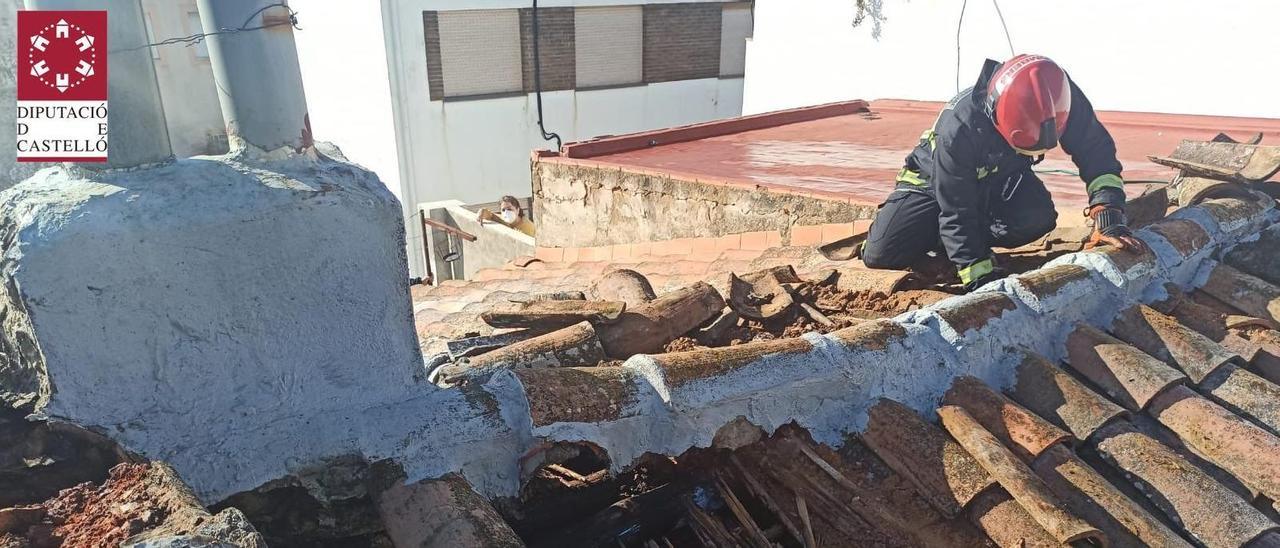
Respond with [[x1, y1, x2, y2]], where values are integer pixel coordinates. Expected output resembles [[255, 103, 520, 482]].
[[196, 0, 311, 152], [24, 0, 173, 167]]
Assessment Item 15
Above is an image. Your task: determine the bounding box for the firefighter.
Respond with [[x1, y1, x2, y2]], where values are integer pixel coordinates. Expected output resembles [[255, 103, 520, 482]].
[[860, 54, 1146, 291]]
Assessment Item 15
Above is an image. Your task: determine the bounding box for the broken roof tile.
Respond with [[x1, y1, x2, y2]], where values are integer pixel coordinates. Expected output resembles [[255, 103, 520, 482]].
[[1152, 140, 1280, 183], [515, 367, 642, 427], [1144, 217, 1213, 260], [440, 321, 607, 384], [965, 488, 1060, 548], [931, 292, 1018, 336]]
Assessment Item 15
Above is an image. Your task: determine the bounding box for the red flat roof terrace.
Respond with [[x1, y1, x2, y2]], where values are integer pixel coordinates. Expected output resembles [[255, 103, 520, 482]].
[[542, 100, 1280, 210]]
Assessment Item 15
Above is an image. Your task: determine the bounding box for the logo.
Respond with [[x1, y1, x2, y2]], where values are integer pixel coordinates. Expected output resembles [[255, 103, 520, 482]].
[[16, 10, 108, 162]]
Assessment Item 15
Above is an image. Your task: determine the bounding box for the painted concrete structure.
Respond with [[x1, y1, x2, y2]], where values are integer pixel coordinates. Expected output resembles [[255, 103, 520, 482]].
[[382, 0, 748, 276], [743, 0, 1280, 119], [0, 150, 427, 502]]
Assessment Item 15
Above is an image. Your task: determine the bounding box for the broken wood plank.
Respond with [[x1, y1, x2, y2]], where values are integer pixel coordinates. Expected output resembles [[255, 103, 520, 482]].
[[481, 300, 626, 329], [532, 483, 686, 548], [798, 302, 834, 328], [795, 495, 817, 548], [937, 405, 1103, 546], [714, 476, 771, 548], [728, 454, 805, 546]]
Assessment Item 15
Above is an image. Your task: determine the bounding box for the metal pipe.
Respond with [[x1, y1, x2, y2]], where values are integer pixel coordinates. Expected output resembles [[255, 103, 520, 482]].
[[25, 0, 173, 168], [196, 0, 310, 152]]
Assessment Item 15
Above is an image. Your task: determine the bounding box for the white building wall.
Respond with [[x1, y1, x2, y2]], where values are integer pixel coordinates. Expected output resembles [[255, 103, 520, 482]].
[[743, 0, 1280, 119], [291, 0, 403, 203], [382, 0, 746, 276], [140, 0, 226, 157]]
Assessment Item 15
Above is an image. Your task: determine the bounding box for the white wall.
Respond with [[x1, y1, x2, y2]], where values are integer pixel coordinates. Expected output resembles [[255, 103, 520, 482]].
[[744, 0, 1280, 119], [141, 0, 226, 157], [382, 0, 745, 276], [292, 0, 403, 202]]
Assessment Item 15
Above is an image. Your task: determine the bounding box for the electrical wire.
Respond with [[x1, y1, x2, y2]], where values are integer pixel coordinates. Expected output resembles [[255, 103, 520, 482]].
[[955, 0, 967, 94], [115, 2, 300, 53], [531, 0, 563, 150], [991, 0, 1015, 57]]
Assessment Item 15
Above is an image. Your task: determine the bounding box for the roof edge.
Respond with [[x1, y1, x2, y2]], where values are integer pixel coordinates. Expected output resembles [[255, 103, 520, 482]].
[[548, 100, 871, 160]]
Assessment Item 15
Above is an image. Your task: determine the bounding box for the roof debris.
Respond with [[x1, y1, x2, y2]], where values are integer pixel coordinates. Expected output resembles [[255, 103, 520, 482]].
[[393, 132, 1280, 547], [6, 123, 1280, 547]]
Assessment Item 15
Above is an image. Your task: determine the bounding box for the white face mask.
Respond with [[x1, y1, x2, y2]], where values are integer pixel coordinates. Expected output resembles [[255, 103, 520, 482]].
[[500, 210, 518, 223]]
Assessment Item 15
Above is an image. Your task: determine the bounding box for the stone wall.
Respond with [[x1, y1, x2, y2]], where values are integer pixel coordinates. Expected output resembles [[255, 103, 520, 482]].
[[532, 159, 875, 248]]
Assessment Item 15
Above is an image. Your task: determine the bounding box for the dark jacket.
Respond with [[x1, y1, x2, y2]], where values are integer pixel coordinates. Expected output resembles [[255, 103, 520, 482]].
[[895, 59, 1126, 278]]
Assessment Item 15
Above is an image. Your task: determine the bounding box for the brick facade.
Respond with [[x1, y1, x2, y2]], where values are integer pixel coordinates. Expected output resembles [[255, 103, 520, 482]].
[[519, 8, 576, 93], [643, 3, 724, 83]]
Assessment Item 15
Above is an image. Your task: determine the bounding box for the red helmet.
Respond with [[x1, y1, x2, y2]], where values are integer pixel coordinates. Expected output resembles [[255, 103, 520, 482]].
[[985, 54, 1071, 155]]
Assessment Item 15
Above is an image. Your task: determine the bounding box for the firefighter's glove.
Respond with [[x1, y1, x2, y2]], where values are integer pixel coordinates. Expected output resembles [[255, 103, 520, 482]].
[[1084, 205, 1147, 252], [959, 257, 1008, 293]]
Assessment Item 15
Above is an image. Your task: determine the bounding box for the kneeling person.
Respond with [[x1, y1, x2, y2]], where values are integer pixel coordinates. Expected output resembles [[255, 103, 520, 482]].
[[860, 54, 1144, 291]]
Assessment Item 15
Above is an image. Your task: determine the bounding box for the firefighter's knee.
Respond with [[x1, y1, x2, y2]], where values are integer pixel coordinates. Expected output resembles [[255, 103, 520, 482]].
[[861, 241, 908, 270], [1000, 210, 1058, 248]]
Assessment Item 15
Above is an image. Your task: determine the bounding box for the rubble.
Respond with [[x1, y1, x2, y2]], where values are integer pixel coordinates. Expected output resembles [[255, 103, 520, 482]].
[[0, 463, 263, 548]]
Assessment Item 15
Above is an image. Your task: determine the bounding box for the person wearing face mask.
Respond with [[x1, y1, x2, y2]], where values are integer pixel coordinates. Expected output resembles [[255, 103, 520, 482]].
[[479, 195, 536, 237], [858, 54, 1146, 292]]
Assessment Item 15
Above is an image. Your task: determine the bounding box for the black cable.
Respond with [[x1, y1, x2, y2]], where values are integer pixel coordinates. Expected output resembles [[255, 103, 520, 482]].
[[531, 0, 563, 150], [115, 2, 301, 53], [955, 0, 967, 93], [992, 0, 1015, 57]]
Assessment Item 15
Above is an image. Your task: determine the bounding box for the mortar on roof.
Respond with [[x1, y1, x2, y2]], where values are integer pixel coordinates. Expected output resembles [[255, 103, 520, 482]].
[[507, 194, 1275, 496]]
